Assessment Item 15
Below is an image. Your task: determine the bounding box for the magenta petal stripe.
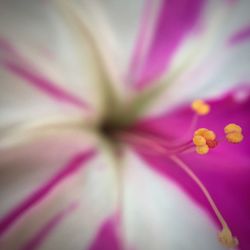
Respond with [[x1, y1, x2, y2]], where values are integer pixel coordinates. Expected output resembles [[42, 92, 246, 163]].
[[88, 216, 121, 250], [0, 38, 18, 56], [128, 0, 160, 84], [21, 202, 79, 250], [1, 60, 90, 110], [0, 38, 90, 110], [133, 89, 250, 250], [133, 0, 205, 88], [0, 150, 96, 237], [229, 25, 250, 45]]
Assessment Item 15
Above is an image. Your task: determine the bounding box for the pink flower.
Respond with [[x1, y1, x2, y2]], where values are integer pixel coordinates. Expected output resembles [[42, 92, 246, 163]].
[[0, 0, 249, 250]]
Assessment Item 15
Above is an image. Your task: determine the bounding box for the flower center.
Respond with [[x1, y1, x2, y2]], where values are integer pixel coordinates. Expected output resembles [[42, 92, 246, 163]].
[[99, 119, 122, 138]]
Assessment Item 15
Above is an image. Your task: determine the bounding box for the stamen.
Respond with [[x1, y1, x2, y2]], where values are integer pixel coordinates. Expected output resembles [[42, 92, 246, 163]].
[[196, 144, 209, 154], [226, 132, 244, 144], [218, 227, 239, 249], [224, 123, 242, 134], [118, 102, 244, 249], [193, 128, 218, 154], [224, 123, 244, 143], [193, 135, 206, 146], [170, 155, 238, 249], [191, 99, 210, 115], [194, 128, 207, 136], [203, 130, 216, 141], [117, 132, 194, 156]]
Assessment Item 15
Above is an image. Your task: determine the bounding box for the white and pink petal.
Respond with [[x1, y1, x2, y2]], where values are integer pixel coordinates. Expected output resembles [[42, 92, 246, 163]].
[[128, 0, 250, 117], [0, 134, 119, 250], [132, 87, 250, 250], [121, 149, 225, 250]]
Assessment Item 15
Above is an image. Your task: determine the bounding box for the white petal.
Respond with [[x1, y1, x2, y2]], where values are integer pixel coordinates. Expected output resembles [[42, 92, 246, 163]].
[[121, 149, 225, 250], [88, 0, 145, 74], [0, 0, 116, 115], [0, 66, 89, 129], [0, 135, 118, 250], [0, 130, 96, 217]]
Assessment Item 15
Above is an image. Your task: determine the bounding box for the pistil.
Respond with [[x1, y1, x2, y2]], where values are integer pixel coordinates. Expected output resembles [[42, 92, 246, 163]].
[[120, 130, 239, 249], [170, 155, 238, 249], [116, 99, 244, 249]]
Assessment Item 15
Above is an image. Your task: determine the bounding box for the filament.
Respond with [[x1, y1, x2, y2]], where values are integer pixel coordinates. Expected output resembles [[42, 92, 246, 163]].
[[170, 155, 229, 229]]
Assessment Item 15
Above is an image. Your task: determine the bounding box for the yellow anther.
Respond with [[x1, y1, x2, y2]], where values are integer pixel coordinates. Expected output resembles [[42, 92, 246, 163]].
[[192, 99, 204, 109], [193, 128, 217, 154], [224, 123, 243, 144], [203, 130, 216, 141], [191, 99, 210, 115], [193, 135, 206, 146], [224, 123, 242, 134], [194, 128, 208, 137], [226, 132, 244, 144], [218, 227, 239, 249], [197, 103, 210, 115], [196, 145, 209, 155]]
